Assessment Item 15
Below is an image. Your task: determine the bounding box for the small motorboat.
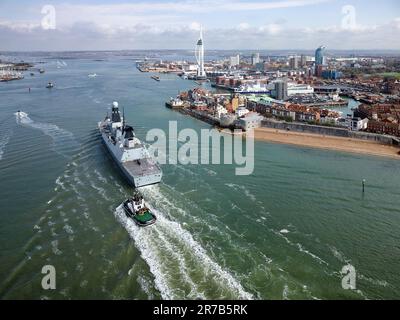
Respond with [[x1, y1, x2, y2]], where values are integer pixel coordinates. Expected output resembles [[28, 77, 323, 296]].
[[46, 82, 54, 89], [151, 75, 160, 82], [30, 72, 35, 76], [123, 192, 156, 227], [88, 73, 98, 78], [39, 69, 45, 74]]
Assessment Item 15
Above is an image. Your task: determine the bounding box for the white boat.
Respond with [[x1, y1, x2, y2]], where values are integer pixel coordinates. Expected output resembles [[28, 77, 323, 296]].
[[233, 83, 269, 94], [165, 97, 184, 109]]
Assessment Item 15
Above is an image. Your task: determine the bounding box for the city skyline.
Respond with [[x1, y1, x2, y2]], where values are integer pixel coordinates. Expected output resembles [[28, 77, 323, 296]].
[[0, 0, 400, 51]]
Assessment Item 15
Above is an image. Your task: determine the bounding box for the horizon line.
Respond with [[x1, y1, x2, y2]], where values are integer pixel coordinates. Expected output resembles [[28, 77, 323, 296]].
[[2, 49, 400, 53]]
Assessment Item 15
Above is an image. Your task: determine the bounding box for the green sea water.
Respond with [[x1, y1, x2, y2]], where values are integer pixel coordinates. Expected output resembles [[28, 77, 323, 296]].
[[0, 52, 399, 300]]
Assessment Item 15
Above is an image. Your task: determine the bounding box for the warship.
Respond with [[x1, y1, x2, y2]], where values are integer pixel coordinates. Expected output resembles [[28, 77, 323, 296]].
[[98, 102, 162, 188]]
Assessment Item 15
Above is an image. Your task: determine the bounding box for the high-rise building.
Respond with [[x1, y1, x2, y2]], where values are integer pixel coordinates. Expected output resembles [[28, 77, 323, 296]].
[[251, 53, 260, 65], [195, 27, 206, 79], [315, 46, 326, 66], [322, 70, 343, 80], [300, 55, 308, 68], [289, 56, 299, 69], [230, 54, 240, 67], [274, 80, 288, 101], [315, 65, 324, 77]]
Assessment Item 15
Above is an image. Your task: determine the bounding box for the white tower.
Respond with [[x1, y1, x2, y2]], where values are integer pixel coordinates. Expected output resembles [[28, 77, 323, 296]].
[[195, 27, 206, 79]]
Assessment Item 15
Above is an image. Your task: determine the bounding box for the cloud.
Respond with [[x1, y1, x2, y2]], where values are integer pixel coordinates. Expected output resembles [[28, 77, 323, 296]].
[[4, 0, 331, 33], [2, 17, 400, 51], [52, 0, 332, 19], [0, 2, 399, 51], [237, 23, 250, 31], [258, 24, 282, 35], [189, 22, 202, 31]]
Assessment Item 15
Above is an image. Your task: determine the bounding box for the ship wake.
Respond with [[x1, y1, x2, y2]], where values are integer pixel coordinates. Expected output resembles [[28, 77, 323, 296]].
[[114, 197, 253, 300], [0, 130, 11, 161], [15, 111, 79, 157]]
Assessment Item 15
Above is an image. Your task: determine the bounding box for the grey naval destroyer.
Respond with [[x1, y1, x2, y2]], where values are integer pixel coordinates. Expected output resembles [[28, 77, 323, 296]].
[[98, 101, 162, 188]]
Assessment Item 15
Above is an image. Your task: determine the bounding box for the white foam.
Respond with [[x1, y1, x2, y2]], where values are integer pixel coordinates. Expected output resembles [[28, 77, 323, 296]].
[[51, 240, 62, 255], [358, 274, 389, 287], [225, 183, 257, 202], [282, 284, 290, 300], [114, 203, 253, 300], [0, 131, 11, 160], [137, 275, 155, 299], [204, 168, 217, 176], [55, 177, 67, 191], [90, 181, 111, 201], [63, 224, 74, 235], [274, 229, 328, 266], [80, 280, 88, 288]]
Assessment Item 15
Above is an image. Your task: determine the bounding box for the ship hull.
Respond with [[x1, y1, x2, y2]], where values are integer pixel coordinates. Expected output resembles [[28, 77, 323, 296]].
[[100, 131, 162, 188], [165, 102, 183, 109]]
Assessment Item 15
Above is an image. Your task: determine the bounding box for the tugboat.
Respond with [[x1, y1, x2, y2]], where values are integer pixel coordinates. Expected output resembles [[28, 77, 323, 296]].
[[46, 82, 54, 89], [123, 191, 157, 227]]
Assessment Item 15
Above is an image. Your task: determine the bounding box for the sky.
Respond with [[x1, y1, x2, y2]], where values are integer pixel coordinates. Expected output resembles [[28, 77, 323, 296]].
[[0, 0, 400, 51]]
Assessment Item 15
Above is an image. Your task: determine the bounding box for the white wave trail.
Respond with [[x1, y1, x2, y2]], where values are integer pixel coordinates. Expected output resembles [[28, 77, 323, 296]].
[[15, 111, 77, 156], [0, 131, 11, 160], [225, 183, 257, 202], [114, 203, 253, 300]]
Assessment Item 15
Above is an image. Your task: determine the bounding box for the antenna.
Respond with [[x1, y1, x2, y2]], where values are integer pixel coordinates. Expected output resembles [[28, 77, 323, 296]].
[[123, 106, 125, 128]]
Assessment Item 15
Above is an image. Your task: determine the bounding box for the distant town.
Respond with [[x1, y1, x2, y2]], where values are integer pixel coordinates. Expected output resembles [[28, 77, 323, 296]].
[[136, 30, 400, 144]]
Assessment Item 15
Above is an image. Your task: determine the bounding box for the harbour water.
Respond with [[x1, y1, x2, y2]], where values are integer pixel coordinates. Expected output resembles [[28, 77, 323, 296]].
[[0, 52, 399, 299]]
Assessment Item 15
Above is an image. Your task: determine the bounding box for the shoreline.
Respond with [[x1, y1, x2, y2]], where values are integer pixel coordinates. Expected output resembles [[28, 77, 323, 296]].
[[254, 127, 400, 159]]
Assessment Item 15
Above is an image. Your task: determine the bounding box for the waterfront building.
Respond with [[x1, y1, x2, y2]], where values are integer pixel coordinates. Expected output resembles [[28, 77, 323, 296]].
[[219, 113, 237, 127], [346, 117, 369, 131], [236, 113, 263, 131], [195, 27, 206, 79], [320, 115, 341, 125], [367, 120, 400, 136]]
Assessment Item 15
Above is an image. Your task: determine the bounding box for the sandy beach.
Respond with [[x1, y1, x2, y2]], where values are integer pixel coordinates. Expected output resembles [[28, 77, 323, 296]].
[[254, 127, 400, 159]]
